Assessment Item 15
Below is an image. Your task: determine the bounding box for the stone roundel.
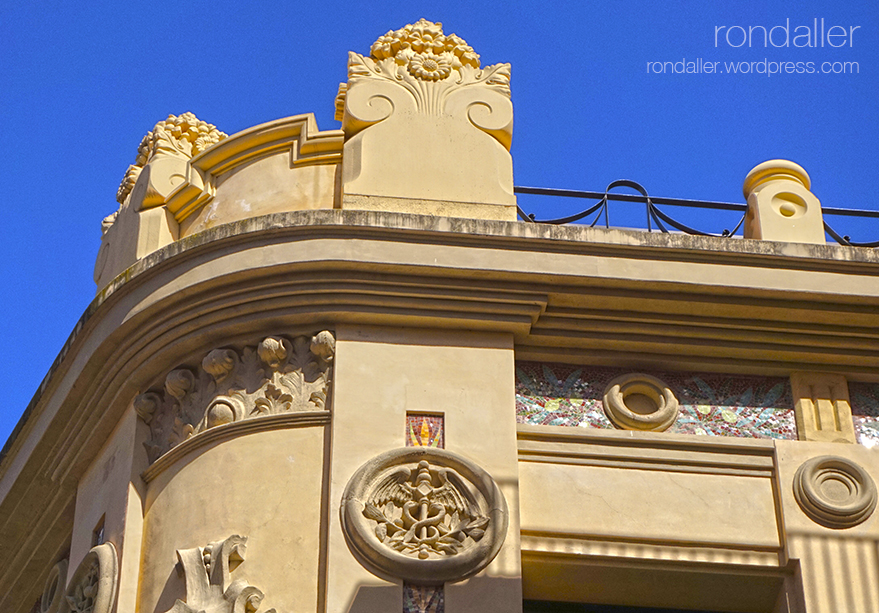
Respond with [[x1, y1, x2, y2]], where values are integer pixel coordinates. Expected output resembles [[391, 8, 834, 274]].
[[65, 542, 118, 613], [341, 447, 508, 584], [602, 374, 679, 431], [40, 559, 68, 613], [793, 456, 877, 529]]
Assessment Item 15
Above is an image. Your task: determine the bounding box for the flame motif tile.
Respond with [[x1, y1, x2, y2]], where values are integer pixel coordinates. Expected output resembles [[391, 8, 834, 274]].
[[406, 413, 445, 448]]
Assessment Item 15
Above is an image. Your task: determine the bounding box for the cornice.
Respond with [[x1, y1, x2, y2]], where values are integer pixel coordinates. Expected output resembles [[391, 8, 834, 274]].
[[3, 208, 878, 611]]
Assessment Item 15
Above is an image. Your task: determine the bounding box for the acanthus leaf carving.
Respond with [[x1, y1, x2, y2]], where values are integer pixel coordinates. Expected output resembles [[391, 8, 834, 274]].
[[136, 331, 335, 464], [165, 535, 278, 613]]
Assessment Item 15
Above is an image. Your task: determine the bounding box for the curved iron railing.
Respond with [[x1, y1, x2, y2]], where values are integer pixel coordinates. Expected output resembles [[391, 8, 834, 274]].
[[514, 182, 879, 247]]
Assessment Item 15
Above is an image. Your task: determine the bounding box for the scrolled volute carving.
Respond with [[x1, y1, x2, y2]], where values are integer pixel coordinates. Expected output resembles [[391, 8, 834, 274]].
[[793, 456, 877, 528], [342, 447, 508, 584], [164, 535, 279, 613], [65, 542, 118, 613], [136, 331, 335, 463], [336, 19, 512, 148]]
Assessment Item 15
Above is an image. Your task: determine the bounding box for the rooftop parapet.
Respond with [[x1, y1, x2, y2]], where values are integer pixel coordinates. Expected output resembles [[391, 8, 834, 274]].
[[335, 19, 516, 220]]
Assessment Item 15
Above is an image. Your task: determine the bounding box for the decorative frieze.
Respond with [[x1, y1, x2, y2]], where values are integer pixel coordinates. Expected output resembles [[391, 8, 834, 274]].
[[163, 535, 278, 613], [516, 362, 796, 439], [136, 331, 335, 463], [793, 456, 877, 528], [341, 448, 507, 584]]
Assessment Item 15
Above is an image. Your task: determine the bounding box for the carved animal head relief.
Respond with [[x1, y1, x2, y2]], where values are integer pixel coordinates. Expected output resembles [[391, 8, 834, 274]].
[[135, 331, 335, 464], [163, 535, 279, 613], [341, 448, 508, 584]]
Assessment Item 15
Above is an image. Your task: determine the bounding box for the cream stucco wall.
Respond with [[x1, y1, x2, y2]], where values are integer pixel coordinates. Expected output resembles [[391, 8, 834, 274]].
[[139, 426, 327, 613], [328, 325, 522, 613]]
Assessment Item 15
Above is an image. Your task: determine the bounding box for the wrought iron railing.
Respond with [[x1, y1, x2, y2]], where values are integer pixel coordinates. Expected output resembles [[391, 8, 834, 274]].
[[514, 181, 879, 247]]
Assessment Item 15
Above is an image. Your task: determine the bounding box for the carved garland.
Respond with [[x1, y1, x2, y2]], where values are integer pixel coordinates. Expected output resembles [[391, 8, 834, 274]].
[[135, 331, 335, 464], [341, 447, 508, 584], [163, 535, 279, 613]]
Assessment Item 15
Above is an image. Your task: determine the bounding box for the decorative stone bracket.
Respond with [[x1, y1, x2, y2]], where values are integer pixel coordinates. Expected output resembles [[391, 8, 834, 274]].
[[135, 331, 335, 463], [164, 535, 279, 613]]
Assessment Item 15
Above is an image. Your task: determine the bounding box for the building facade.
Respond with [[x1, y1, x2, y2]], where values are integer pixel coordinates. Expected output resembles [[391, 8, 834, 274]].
[[2, 19, 879, 613]]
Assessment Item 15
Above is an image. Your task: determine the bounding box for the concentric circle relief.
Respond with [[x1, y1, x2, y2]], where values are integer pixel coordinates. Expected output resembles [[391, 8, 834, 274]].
[[793, 456, 877, 529]]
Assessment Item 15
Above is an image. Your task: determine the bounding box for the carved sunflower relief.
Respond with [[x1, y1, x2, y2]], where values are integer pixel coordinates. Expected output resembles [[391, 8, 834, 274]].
[[341, 448, 508, 584]]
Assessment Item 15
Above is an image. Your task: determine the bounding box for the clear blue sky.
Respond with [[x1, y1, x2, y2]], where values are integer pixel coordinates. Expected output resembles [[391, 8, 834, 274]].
[[2, 0, 877, 446]]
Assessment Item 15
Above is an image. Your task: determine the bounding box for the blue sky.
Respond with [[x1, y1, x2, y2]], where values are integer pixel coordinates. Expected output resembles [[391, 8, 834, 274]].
[[1, 0, 877, 446]]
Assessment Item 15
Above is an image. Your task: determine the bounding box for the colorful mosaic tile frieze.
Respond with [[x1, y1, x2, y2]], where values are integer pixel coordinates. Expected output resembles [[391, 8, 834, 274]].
[[515, 362, 796, 439], [849, 381, 879, 449], [403, 583, 444, 613], [406, 413, 445, 448]]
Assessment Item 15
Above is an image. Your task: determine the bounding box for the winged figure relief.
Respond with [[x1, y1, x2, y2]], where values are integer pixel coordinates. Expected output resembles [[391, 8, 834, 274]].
[[362, 460, 490, 559]]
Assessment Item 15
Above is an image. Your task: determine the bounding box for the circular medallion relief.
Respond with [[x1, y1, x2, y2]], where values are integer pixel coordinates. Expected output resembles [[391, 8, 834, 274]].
[[602, 374, 679, 431], [40, 559, 68, 613], [341, 447, 508, 584], [65, 542, 118, 613], [793, 456, 877, 529]]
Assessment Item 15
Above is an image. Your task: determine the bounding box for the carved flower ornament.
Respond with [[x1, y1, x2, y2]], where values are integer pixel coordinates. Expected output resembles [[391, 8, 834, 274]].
[[115, 112, 226, 205], [369, 18, 480, 71], [408, 52, 452, 81], [341, 447, 508, 584]]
